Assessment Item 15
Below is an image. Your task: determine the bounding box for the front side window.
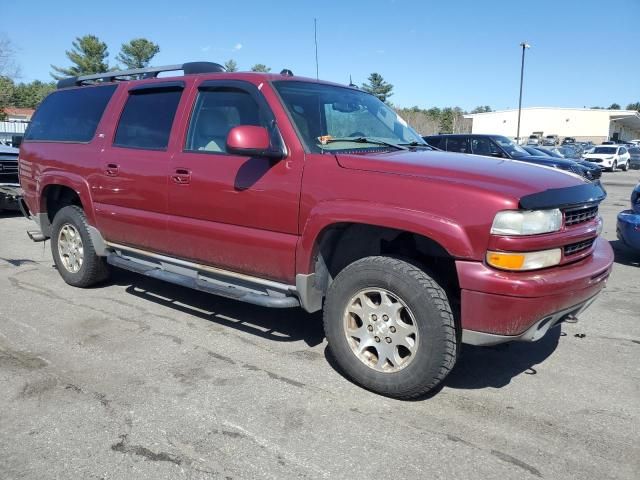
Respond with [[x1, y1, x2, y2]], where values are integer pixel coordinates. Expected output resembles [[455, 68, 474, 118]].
[[114, 88, 183, 150], [25, 84, 117, 143], [274, 81, 425, 153], [185, 88, 266, 153], [471, 137, 502, 156], [492, 136, 529, 158]]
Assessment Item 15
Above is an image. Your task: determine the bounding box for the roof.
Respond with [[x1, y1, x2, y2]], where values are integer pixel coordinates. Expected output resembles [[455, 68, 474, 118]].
[[2, 107, 35, 117]]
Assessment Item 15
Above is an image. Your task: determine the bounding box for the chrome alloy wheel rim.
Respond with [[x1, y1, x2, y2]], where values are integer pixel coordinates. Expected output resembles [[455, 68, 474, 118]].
[[57, 224, 84, 273], [343, 288, 419, 373]]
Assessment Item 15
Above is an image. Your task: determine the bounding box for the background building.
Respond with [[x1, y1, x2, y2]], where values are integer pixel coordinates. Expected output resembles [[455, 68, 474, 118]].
[[465, 107, 640, 143], [0, 107, 34, 146]]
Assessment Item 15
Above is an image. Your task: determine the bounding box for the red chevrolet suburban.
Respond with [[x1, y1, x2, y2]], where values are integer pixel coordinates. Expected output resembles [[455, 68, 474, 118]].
[[18, 62, 614, 398]]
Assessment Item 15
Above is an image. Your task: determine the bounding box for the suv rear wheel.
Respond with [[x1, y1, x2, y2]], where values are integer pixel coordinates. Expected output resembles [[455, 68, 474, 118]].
[[323, 256, 457, 399], [51, 205, 110, 287]]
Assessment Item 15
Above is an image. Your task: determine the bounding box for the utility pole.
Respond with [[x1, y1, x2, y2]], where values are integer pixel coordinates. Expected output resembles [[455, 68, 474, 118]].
[[516, 42, 530, 144], [314, 18, 319, 80]]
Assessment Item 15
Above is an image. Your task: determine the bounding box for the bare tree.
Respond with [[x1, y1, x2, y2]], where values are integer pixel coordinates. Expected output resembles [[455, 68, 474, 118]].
[[0, 34, 20, 79]]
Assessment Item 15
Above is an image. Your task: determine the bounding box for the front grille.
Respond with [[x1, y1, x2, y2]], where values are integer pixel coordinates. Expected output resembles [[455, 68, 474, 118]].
[[564, 205, 598, 226], [0, 161, 18, 173], [564, 238, 595, 256], [588, 168, 602, 179]]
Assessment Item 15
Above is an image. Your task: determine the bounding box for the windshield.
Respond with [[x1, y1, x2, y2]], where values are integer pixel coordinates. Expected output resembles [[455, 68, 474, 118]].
[[273, 81, 426, 153], [593, 147, 617, 154], [493, 136, 529, 157]]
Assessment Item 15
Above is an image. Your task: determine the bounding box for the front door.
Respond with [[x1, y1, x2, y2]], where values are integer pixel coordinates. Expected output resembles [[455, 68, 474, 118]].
[[167, 80, 303, 283], [91, 82, 185, 252]]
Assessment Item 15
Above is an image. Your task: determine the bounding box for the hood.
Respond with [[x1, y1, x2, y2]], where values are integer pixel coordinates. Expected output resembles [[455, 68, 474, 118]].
[[335, 150, 586, 201], [584, 153, 614, 158], [512, 154, 578, 169]]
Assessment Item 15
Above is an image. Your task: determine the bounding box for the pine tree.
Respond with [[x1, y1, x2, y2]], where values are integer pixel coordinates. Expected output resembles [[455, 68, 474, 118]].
[[224, 59, 238, 72], [251, 64, 270, 73], [361, 73, 394, 103], [51, 35, 110, 79], [116, 38, 160, 69]]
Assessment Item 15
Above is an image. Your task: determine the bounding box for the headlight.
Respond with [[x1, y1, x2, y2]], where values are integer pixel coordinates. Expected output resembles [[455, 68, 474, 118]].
[[486, 248, 562, 271], [491, 209, 562, 235]]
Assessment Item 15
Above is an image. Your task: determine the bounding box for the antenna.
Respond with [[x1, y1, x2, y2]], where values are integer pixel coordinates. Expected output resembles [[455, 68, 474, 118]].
[[314, 18, 319, 80]]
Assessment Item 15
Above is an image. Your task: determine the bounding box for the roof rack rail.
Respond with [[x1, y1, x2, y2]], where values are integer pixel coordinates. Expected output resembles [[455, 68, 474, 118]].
[[56, 62, 226, 89]]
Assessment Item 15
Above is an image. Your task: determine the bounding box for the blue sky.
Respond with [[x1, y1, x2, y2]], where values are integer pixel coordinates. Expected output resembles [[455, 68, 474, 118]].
[[3, 0, 639, 110]]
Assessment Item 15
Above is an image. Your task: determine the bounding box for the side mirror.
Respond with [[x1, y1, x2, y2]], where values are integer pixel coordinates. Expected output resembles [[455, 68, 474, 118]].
[[226, 125, 284, 159]]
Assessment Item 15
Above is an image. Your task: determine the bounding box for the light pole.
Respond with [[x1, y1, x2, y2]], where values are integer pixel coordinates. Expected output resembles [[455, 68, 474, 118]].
[[516, 42, 530, 144]]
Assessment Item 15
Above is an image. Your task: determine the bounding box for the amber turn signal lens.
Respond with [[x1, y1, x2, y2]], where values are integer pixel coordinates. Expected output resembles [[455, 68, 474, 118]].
[[486, 252, 526, 270], [486, 248, 562, 271]]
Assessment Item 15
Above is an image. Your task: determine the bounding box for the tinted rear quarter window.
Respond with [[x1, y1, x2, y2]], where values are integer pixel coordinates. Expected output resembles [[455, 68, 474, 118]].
[[25, 85, 117, 142], [114, 87, 183, 150], [424, 136, 443, 149]]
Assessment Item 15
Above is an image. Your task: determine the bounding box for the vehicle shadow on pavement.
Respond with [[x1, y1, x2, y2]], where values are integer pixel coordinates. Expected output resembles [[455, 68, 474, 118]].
[[111, 269, 325, 347], [444, 328, 561, 390], [609, 240, 640, 267], [0, 211, 23, 219]]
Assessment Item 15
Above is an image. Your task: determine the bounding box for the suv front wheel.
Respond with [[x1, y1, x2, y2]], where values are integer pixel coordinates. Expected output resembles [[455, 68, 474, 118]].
[[51, 205, 110, 287], [323, 256, 458, 399]]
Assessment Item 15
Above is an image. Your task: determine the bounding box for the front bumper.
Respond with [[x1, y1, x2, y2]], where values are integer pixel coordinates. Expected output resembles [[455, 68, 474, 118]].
[[0, 184, 22, 211], [617, 210, 640, 251], [456, 237, 614, 345]]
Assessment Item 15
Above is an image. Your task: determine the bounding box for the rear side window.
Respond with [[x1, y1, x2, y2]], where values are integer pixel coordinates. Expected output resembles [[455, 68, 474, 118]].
[[424, 136, 443, 149], [445, 137, 470, 153], [25, 85, 117, 142], [114, 87, 183, 150]]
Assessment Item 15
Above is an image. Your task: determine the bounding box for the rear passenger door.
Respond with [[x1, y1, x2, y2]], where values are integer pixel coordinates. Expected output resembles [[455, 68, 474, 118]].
[[92, 82, 185, 252], [445, 136, 470, 153]]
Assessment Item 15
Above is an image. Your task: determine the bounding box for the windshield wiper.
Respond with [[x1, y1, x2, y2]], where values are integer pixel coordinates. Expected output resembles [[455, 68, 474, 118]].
[[321, 137, 408, 151], [398, 141, 433, 149]]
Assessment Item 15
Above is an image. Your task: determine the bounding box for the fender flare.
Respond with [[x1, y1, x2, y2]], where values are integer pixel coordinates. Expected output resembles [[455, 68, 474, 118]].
[[38, 171, 97, 226], [295, 200, 475, 275]]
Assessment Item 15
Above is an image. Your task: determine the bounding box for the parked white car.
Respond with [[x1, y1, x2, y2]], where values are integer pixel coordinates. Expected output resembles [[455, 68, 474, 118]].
[[583, 145, 631, 171]]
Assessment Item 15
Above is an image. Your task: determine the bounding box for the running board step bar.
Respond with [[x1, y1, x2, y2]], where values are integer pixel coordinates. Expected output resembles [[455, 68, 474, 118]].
[[106, 252, 300, 309]]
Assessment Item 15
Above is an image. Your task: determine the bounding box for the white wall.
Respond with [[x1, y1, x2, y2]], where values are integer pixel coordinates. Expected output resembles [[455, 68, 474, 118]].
[[466, 108, 639, 141]]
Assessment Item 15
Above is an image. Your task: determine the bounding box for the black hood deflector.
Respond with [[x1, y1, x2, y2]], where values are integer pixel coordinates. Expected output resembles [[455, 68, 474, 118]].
[[519, 183, 606, 210]]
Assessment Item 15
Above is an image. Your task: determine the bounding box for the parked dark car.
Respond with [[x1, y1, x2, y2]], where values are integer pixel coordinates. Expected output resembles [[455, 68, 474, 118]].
[[423, 134, 598, 182], [529, 146, 602, 181], [0, 145, 21, 212], [617, 183, 640, 252], [562, 137, 576, 145], [628, 147, 640, 169]]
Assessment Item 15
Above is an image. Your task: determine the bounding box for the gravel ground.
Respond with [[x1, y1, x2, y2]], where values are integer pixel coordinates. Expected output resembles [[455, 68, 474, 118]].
[[0, 170, 638, 480]]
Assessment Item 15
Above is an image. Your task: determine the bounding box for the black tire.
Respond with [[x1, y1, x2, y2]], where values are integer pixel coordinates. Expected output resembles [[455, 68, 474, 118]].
[[50, 205, 110, 287], [323, 256, 457, 399], [610, 161, 617, 172], [621, 161, 628, 171]]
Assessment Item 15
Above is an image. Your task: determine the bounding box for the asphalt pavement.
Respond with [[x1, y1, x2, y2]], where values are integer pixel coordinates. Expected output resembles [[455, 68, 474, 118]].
[[0, 170, 638, 480]]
